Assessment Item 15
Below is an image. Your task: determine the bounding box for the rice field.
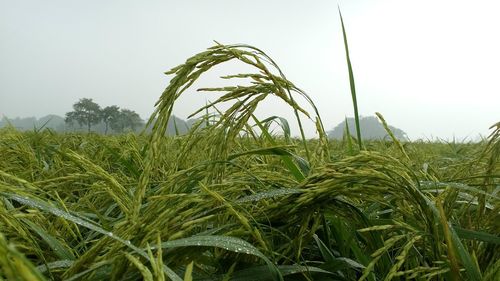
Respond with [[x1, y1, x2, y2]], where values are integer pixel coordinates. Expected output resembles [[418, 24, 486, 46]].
[[1, 42, 499, 281]]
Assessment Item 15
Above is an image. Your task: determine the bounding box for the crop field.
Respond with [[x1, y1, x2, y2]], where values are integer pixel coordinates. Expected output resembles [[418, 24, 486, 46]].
[[1, 42, 499, 281]]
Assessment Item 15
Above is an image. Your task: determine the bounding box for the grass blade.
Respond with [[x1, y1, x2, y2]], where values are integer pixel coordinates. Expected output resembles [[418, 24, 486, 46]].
[[453, 226, 500, 245], [339, 8, 363, 150], [23, 219, 75, 261], [252, 115, 307, 180], [183, 261, 194, 281], [154, 235, 283, 281], [228, 265, 333, 281], [449, 225, 483, 281]]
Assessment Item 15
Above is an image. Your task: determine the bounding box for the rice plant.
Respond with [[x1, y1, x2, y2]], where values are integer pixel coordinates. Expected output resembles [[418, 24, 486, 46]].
[[0, 23, 498, 281]]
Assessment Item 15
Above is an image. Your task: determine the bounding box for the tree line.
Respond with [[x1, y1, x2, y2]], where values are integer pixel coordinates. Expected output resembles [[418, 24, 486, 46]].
[[65, 98, 144, 134], [4, 99, 408, 138]]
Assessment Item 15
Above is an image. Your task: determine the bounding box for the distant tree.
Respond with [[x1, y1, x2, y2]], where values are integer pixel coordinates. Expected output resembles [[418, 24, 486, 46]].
[[101, 105, 120, 135], [65, 98, 102, 133], [110, 109, 144, 133]]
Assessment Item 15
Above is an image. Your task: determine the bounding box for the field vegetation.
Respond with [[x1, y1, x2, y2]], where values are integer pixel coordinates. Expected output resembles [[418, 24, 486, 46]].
[[1, 19, 499, 280]]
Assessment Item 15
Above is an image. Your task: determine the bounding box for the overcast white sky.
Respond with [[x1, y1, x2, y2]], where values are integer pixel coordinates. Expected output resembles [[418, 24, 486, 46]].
[[1, 0, 498, 140]]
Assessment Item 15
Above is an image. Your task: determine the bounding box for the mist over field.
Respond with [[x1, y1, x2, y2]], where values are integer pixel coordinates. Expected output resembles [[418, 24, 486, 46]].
[[1, 0, 499, 141]]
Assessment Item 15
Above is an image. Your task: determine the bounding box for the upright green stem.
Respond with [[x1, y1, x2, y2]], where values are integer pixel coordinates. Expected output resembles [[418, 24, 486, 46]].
[[339, 8, 363, 150]]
